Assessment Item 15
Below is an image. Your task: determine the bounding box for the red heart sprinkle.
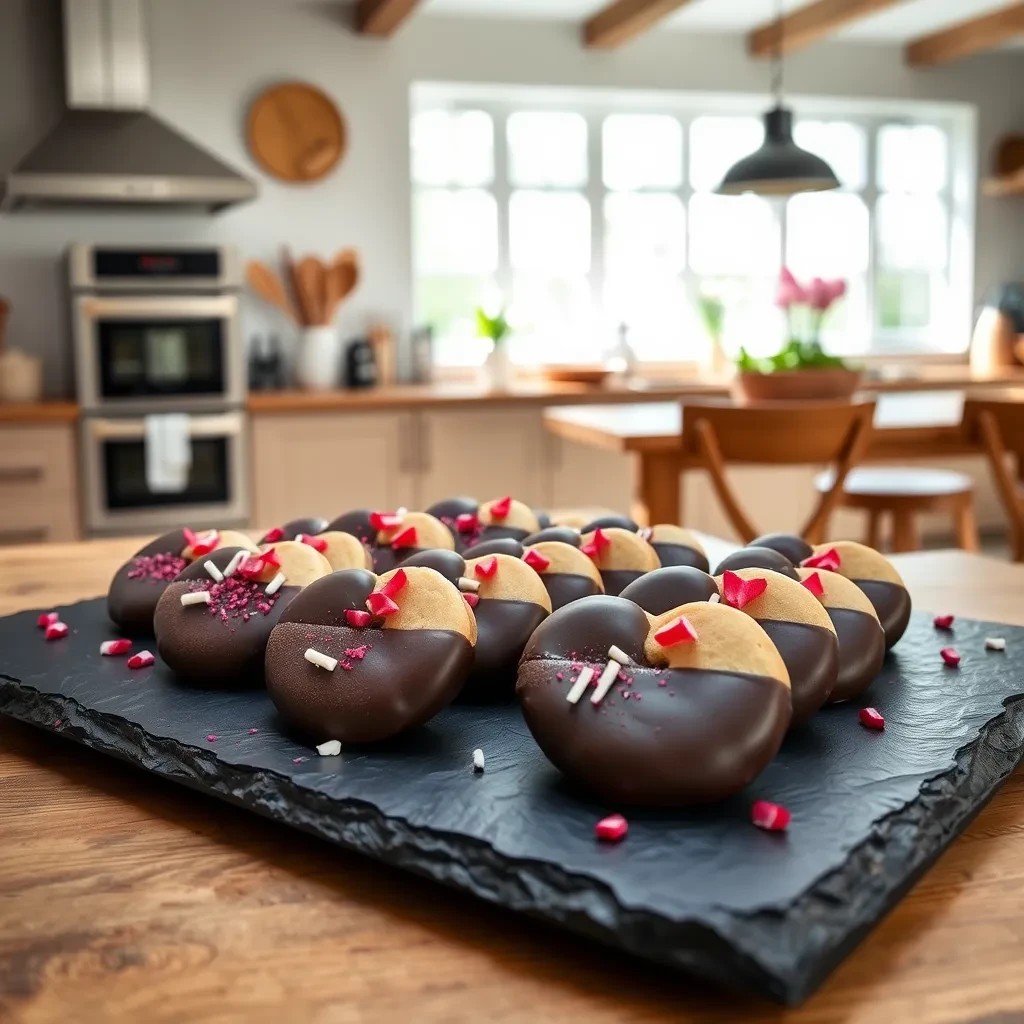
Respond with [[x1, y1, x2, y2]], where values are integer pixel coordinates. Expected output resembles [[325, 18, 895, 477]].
[[37, 611, 59, 628], [44, 622, 69, 641], [455, 513, 479, 533], [183, 528, 198, 548], [721, 570, 768, 610], [390, 526, 418, 549], [344, 609, 372, 628], [297, 534, 328, 552], [190, 531, 220, 557], [367, 592, 400, 617], [595, 814, 628, 842], [489, 496, 512, 519], [801, 548, 841, 572], [127, 650, 155, 669], [653, 615, 699, 647], [751, 800, 790, 831], [580, 542, 598, 558], [381, 568, 409, 598], [940, 646, 961, 667], [474, 556, 498, 579], [801, 572, 825, 598], [100, 639, 133, 656], [262, 526, 285, 543], [369, 511, 403, 531], [261, 547, 282, 568], [463, 593, 480, 608], [239, 556, 268, 580], [933, 614, 954, 630], [592, 528, 611, 550], [859, 707, 885, 730], [523, 548, 551, 572]]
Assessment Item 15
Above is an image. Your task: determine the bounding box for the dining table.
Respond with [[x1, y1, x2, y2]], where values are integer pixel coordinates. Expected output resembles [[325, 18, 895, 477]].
[[543, 389, 1016, 526], [3, 536, 1024, 1023]]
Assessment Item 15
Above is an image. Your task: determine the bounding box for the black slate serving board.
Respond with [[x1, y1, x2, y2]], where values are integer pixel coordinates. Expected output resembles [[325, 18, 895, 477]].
[[2, 598, 1023, 1005]]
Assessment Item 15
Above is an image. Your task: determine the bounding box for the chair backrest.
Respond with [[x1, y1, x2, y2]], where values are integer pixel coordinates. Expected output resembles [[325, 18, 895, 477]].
[[962, 394, 1024, 461], [681, 399, 877, 465]]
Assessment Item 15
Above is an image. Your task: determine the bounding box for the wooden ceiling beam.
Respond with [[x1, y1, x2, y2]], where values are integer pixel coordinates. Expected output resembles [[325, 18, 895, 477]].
[[906, 1, 1024, 67], [355, 0, 422, 37], [749, 0, 908, 58], [583, 0, 696, 50]]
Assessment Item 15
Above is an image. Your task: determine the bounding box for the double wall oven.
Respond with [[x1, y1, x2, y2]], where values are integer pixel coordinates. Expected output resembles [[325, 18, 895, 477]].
[[71, 244, 249, 535]]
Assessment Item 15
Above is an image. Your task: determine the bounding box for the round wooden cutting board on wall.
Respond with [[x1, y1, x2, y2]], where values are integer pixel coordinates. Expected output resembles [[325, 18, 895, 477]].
[[247, 81, 347, 183]]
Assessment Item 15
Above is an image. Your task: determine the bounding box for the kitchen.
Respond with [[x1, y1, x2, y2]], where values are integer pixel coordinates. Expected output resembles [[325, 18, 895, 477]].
[[2, 0, 1024, 1021]]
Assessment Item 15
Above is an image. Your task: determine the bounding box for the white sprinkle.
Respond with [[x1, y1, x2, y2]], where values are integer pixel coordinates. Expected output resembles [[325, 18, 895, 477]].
[[607, 644, 631, 666], [223, 550, 247, 577], [637, 527, 653, 541], [180, 591, 212, 607], [458, 576, 481, 593], [565, 666, 595, 704], [316, 739, 342, 756], [472, 748, 485, 772], [985, 637, 1007, 651], [265, 571, 286, 595], [590, 659, 623, 706], [204, 559, 224, 583], [708, 593, 721, 604], [304, 648, 338, 672], [396, 506, 408, 517]]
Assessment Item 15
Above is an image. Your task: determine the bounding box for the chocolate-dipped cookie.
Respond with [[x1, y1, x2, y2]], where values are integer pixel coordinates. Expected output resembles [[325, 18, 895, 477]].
[[324, 508, 377, 545], [517, 596, 791, 805], [154, 540, 331, 687], [292, 531, 373, 572], [523, 526, 582, 547], [803, 541, 911, 650], [476, 495, 541, 544], [425, 496, 484, 551], [259, 517, 328, 544], [521, 540, 603, 611], [462, 537, 527, 559], [640, 525, 709, 573], [265, 565, 476, 743], [797, 568, 886, 702], [619, 566, 719, 616], [580, 514, 640, 533], [751, 532, 814, 566], [329, 509, 455, 574], [714, 568, 838, 726], [108, 527, 259, 634], [714, 546, 800, 581], [580, 527, 660, 596]]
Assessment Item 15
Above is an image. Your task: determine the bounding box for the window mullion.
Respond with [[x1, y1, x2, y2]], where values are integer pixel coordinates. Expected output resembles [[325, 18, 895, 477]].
[[864, 119, 881, 356], [585, 109, 606, 325], [492, 107, 513, 299]]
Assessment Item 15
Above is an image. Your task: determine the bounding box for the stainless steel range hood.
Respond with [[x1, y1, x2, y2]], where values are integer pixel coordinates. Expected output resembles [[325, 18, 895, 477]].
[[0, 0, 257, 213]]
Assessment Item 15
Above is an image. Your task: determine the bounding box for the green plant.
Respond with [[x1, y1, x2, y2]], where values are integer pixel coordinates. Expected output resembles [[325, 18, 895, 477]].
[[475, 306, 511, 345], [697, 295, 725, 341]]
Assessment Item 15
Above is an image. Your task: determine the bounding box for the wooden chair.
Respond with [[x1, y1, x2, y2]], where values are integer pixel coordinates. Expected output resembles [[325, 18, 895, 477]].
[[680, 399, 876, 545], [962, 396, 1024, 561]]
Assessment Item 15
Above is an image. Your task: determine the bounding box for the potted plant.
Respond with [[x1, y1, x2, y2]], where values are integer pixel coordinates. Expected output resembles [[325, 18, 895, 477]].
[[733, 269, 862, 403], [477, 305, 512, 391]]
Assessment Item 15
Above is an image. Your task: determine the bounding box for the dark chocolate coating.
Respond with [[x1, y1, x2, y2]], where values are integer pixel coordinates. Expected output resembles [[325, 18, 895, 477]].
[[651, 542, 710, 574], [325, 509, 376, 546], [541, 573, 602, 612], [599, 568, 647, 597], [154, 545, 297, 689], [107, 528, 191, 635], [266, 570, 472, 742], [461, 598, 548, 703], [714, 547, 799, 581], [751, 533, 814, 565], [581, 515, 640, 533], [523, 526, 581, 547], [260, 517, 328, 543], [399, 548, 465, 583], [462, 538, 524, 559], [756, 619, 838, 726], [619, 566, 719, 616], [477, 524, 531, 545], [535, 510, 553, 529], [826, 607, 887, 703], [517, 597, 790, 805], [425, 496, 482, 552], [852, 578, 912, 650]]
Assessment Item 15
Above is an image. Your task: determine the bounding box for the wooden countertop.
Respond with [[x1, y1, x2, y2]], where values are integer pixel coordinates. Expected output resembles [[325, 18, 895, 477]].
[[3, 538, 1024, 1021], [0, 400, 79, 424]]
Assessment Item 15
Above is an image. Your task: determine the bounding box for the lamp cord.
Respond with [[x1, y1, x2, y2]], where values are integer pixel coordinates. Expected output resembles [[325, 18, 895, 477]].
[[771, 0, 784, 105]]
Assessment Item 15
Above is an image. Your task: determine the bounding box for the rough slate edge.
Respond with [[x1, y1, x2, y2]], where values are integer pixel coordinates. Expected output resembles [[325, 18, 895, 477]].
[[2, 673, 1023, 1007]]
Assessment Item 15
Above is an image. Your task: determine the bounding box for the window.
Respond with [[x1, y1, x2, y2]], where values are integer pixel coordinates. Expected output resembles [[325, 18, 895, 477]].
[[412, 92, 972, 367]]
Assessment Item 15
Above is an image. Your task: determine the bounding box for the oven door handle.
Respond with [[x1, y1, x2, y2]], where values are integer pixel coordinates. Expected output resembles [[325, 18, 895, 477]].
[[87, 412, 245, 441], [76, 295, 238, 317]]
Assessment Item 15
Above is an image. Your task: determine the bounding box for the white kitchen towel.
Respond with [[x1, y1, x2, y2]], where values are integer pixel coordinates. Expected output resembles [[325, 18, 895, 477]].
[[144, 414, 192, 493]]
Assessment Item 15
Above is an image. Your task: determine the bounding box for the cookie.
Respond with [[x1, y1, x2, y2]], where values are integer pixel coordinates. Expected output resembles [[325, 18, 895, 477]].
[[751, 532, 814, 566], [292, 531, 373, 572], [523, 526, 582, 547], [803, 541, 911, 649], [324, 508, 377, 546], [328, 508, 455, 573], [477, 495, 541, 544], [462, 537, 527, 559], [797, 568, 886, 702], [579, 514, 640, 533], [522, 540, 604, 611], [639, 524, 709, 573], [265, 566, 476, 742], [517, 596, 791, 805], [714, 546, 800, 581], [619, 566, 719, 616], [714, 567, 838, 726], [153, 541, 331, 687], [580, 527, 660, 596], [108, 527, 259, 634], [259, 517, 328, 544]]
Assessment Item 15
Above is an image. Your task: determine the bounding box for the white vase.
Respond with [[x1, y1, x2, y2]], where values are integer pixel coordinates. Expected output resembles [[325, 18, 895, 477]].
[[482, 343, 511, 391], [296, 326, 341, 391]]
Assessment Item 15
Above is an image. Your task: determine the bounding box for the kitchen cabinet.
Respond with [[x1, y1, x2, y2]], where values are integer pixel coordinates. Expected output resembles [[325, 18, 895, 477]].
[[0, 423, 80, 544], [546, 436, 632, 518], [250, 411, 418, 527]]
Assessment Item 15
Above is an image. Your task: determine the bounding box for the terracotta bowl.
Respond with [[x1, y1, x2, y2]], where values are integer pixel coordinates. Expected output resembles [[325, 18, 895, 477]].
[[732, 368, 863, 404], [544, 365, 612, 386]]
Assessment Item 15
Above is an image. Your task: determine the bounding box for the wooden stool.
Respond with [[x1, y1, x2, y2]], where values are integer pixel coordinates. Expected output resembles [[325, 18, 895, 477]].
[[814, 467, 979, 553]]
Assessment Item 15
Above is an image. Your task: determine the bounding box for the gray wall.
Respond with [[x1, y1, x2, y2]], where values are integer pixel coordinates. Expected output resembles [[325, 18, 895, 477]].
[[0, 0, 1022, 396]]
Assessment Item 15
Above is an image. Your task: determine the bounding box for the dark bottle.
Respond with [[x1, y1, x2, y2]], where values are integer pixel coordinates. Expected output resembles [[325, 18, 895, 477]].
[[344, 336, 378, 389]]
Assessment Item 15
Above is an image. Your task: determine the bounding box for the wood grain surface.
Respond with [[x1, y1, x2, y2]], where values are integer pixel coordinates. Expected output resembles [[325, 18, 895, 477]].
[[2, 539, 1024, 1023]]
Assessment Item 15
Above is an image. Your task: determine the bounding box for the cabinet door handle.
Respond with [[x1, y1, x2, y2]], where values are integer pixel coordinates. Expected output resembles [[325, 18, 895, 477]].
[[0, 466, 44, 484], [0, 526, 47, 545]]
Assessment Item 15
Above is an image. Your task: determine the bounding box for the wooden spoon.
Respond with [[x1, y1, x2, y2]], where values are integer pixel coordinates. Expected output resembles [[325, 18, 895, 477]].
[[281, 246, 309, 327], [0, 297, 9, 354], [246, 262, 298, 324], [323, 250, 359, 323], [296, 257, 327, 326]]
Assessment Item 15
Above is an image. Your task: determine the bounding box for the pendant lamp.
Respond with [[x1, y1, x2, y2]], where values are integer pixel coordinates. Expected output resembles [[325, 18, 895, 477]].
[[717, 1, 840, 196]]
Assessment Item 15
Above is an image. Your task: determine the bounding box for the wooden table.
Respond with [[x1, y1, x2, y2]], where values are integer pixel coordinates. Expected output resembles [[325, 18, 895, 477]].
[[3, 539, 1024, 1023], [543, 390, 1005, 526]]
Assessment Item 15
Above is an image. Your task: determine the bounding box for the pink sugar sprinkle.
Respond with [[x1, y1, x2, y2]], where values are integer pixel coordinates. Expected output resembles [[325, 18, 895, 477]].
[[344, 645, 368, 660], [556, 672, 563, 681], [126, 553, 187, 583], [657, 679, 667, 687], [292, 757, 307, 765], [54, 720, 62, 728], [206, 734, 219, 742], [248, 728, 259, 735]]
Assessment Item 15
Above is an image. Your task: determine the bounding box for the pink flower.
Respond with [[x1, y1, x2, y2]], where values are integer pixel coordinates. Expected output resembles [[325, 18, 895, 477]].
[[828, 279, 847, 302], [807, 277, 832, 311], [775, 267, 807, 310]]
